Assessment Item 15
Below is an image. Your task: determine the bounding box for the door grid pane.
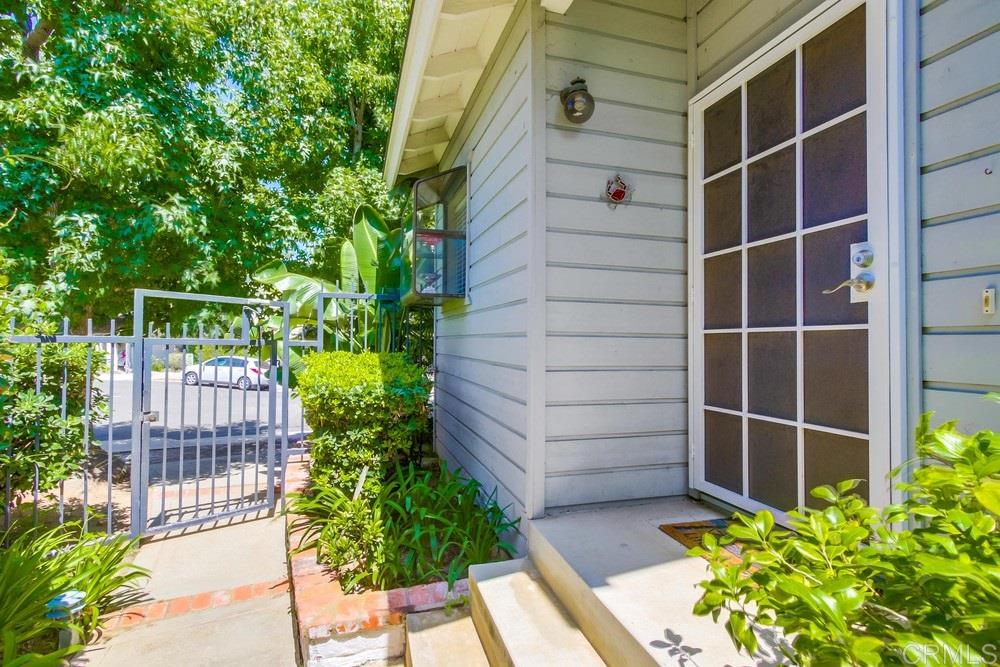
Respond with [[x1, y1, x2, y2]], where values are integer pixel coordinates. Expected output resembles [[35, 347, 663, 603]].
[[802, 6, 867, 130], [803, 112, 868, 228], [748, 53, 796, 156], [704, 171, 742, 252], [749, 419, 798, 510], [703, 89, 742, 177], [748, 145, 797, 242]]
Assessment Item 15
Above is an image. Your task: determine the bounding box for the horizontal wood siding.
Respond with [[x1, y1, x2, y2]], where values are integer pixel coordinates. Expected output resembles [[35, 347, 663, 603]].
[[919, 0, 1000, 432], [543, 0, 690, 506], [434, 2, 532, 518], [692, 0, 824, 91]]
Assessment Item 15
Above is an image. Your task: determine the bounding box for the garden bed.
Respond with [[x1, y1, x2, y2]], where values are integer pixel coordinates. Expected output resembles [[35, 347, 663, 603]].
[[284, 460, 469, 667], [284, 351, 518, 666]]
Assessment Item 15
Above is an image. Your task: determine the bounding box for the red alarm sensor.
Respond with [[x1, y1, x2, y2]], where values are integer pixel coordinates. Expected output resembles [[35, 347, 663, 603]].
[[604, 174, 633, 209]]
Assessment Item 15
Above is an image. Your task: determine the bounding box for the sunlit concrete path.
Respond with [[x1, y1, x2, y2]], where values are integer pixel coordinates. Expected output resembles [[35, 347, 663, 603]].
[[76, 513, 297, 667]]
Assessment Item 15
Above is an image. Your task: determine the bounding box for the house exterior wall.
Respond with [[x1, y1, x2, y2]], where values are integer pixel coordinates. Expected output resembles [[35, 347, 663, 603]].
[[431, 0, 534, 519], [917, 0, 1000, 432], [690, 0, 826, 92], [541, 0, 691, 506], [424, 0, 998, 519]]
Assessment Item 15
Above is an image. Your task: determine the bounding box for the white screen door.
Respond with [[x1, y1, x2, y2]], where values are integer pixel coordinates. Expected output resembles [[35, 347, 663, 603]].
[[688, 0, 892, 517]]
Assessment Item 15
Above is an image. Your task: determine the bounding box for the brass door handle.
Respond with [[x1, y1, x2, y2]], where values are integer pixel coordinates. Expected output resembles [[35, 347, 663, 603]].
[[823, 272, 874, 295]]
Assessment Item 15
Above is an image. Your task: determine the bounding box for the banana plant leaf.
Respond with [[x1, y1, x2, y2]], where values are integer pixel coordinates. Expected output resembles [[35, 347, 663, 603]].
[[353, 204, 390, 293], [340, 240, 358, 293], [252, 260, 340, 320]]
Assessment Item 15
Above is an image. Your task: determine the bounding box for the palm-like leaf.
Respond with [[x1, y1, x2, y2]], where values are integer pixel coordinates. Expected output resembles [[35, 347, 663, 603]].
[[340, 240, 358, 293], [353, 204, 390, 292], [253, 260, 340, 320]]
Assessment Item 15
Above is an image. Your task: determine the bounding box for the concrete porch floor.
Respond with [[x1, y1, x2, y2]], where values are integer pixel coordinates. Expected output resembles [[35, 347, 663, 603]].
[[529, 495, 785, 666], [76, 513, 297, 667]]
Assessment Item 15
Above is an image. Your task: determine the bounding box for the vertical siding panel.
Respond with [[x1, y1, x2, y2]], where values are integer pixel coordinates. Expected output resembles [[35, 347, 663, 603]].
[[919, 1, 1000, 430]]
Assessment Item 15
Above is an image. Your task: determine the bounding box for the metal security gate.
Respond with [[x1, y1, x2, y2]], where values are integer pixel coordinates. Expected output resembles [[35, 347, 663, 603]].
[[130, 290, 291, 535], [2, 287, 397, 539], [688, 0, 894, 519]]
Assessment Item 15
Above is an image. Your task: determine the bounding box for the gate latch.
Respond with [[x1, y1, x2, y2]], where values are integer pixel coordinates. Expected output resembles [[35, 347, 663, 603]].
[[141, 411, 159, 423]]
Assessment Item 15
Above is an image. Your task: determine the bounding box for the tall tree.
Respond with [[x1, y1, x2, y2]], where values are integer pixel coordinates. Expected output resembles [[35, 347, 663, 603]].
[[0, 0, 407, 323]]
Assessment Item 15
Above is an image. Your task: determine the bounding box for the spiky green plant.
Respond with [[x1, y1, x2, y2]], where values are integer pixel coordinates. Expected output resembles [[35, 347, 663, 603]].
[[0, 524, 147, 663], [291, 461, 519, 593]]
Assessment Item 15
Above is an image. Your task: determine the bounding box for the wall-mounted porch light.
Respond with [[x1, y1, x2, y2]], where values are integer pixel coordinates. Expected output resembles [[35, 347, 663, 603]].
[[559, 78, 595, 124]]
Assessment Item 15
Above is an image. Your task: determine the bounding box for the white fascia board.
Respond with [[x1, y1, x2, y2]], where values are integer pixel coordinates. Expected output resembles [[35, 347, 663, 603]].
[[540, 0, 573, 14], [384, 0, 444, 186]]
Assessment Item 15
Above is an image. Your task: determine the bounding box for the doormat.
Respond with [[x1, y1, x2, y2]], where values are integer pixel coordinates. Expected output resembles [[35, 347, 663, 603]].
[[659, 519, 742, 565]]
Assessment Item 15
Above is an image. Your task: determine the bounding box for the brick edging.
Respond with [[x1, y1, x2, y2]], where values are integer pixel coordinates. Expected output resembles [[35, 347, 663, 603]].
[[100, 578, 290, 635], [284, 460, 468, 654]]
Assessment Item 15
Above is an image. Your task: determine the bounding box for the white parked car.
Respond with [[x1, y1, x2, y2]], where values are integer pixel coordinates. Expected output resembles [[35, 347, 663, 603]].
[[184, 356, 268, 390]]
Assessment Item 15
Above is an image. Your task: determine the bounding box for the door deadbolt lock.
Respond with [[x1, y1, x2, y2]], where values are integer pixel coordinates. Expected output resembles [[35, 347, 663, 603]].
[[852, 248, 874, 268], [822, 242, 876, 304]]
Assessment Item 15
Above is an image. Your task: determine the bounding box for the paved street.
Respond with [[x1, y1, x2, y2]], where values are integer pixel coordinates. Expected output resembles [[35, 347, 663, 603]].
[[93, 372, 308, 454]]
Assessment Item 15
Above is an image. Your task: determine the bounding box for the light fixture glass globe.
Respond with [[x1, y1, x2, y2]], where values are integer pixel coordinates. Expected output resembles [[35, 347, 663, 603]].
[[560, 78, 595, 124]]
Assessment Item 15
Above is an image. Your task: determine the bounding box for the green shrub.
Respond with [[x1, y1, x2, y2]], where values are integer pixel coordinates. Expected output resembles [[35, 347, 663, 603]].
[[691, 408, 1000, 666], [291, 462, 519, 593], [0, 524, 147, 663], [150, 357, 166, 372], [0, 340, 107, 497], [310, 430, 388, 500], [298, 351, 429, 436], [298, 351, 430, 492]]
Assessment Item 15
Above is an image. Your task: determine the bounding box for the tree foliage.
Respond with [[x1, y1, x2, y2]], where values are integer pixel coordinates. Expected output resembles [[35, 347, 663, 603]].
[[0, 0, 408, 323]]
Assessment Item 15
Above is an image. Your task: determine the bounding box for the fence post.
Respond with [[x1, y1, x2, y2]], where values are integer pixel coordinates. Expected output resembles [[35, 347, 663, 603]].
[[129, 291, 145, 537]]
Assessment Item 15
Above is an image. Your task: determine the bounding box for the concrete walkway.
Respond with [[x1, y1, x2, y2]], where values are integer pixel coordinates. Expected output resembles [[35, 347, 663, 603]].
[[77, 513, 297, 667]]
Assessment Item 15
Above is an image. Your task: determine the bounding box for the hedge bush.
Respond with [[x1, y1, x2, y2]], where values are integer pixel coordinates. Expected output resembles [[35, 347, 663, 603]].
[[297, 351, 430, 495]]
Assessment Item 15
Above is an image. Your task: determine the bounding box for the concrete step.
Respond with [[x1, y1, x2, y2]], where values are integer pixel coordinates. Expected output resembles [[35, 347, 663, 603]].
[[469, 558, 605, 667], [526, 498, 783, 666], [405, 608, 489, 667]]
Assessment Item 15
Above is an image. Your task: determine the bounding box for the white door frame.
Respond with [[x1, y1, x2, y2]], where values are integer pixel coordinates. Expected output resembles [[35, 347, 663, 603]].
[[686, 0, 907, 519]]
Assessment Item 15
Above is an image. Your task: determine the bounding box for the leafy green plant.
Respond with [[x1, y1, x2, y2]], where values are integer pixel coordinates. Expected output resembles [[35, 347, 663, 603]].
[[0, 523, 147, 664], [310, 430, 386, 501], [291, 462, 519, 593], [381, 463, 520, 590], [691, 409, 1000, 666], [0, 337, 107, 498]]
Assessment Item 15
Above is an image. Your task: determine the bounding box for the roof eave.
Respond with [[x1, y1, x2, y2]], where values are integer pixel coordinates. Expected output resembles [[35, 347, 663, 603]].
[[384, 0, 444, 186]]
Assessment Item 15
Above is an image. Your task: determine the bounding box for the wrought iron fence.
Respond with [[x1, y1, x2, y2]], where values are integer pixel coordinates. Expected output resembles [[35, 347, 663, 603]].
[[2, 317, 134, 536]]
